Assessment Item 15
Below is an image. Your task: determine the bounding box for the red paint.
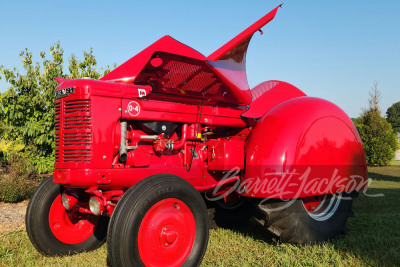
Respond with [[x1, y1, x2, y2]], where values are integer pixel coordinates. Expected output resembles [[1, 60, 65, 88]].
[[243, 80, 307, 119], [205, 5, 282, 105], [243, 97, 367, 199], [97, 6, 281, 106], [207, 138, 245, 171], [207, 5, 281, 61], [48, 195, 98, 244], [138, 198, 195, 266], [303, 195, 324, 212], [51, 5, 367, 218], [100, 35, 206, 84]]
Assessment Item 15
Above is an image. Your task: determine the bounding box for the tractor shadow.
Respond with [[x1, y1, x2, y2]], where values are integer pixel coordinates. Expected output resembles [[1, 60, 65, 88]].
[[216, 218, 277, 245], [368, 168, 400, 182]]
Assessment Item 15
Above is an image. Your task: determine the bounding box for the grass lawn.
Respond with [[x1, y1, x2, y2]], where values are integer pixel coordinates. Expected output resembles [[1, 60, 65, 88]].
[[1, 164, 399, 266]]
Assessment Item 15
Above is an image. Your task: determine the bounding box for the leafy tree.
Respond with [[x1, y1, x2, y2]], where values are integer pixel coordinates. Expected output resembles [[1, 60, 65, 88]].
[[386, 101, 400, 133], [0, 42, 112, 173], [354, 82, 398, 166]]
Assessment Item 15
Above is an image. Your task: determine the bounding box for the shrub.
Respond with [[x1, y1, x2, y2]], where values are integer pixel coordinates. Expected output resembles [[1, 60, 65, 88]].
[[0, 139, 25, 166], [0, 43, 112, 173], [386, 101, 400, 133], [0, 154, 37, 203], [354, 83, 398, 166]]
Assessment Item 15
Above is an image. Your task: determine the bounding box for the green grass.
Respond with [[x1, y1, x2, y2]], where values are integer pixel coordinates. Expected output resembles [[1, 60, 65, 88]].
[[1, 165, 399, 266], [389, 160, 400, 166]]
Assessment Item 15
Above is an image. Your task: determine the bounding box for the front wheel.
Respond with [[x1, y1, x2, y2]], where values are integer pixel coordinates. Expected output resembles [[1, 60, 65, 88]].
[[107, 174, 209, 267], [257, 192, 356, 244], [26, 177, 108, 256]]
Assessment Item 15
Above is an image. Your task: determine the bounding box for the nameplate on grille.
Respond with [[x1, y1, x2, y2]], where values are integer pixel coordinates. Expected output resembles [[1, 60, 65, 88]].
[[55, 87, 75, 99]]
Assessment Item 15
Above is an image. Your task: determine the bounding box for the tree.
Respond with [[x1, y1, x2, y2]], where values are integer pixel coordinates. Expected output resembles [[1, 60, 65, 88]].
[[354, 82, 398, 166], [0, 42, 112, 173], [386, 101, 400, 133]]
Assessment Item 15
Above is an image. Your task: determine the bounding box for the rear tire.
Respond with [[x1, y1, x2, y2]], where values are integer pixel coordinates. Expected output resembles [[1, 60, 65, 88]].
[[107, 174, 209, 267], [257, 192, 356, 244], [25, 177, 108, 256], [205, 197, 255, 228]]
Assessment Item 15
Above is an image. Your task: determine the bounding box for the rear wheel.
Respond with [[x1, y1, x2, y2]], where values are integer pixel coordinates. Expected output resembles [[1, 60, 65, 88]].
[[107, 174, 209, 267], [257, 192, 356, 244], [205, 195, 256, 228], [26, 177, 108, 256]]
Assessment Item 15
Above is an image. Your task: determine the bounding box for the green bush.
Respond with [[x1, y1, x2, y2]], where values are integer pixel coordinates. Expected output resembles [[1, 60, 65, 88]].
[[0, 154, 37, 203], [386, 101, 400, 133], [0, 43, 112, 174], [0, 139, 25, 167], [355, 109, 398, 166]]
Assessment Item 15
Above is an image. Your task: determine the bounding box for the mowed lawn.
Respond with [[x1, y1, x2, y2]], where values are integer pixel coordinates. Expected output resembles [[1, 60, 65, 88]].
[[1, 163, 399, 266]]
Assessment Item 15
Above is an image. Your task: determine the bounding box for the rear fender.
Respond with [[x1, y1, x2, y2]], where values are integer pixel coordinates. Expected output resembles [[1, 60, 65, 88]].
[[242, 97, 368, 199], [242, 80, 307, 119]]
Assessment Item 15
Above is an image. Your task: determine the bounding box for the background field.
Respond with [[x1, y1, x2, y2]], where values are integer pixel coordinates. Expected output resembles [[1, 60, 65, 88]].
[[1, 163, 399, 266]]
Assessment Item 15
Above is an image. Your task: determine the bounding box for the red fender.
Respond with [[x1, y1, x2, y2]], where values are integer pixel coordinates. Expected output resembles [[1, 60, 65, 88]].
[[242, 96, 368, 199], [242, 80, 307, 119]]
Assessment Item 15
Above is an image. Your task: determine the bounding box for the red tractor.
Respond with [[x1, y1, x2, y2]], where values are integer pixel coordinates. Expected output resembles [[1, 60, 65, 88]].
[[26, 5, 367, 266]]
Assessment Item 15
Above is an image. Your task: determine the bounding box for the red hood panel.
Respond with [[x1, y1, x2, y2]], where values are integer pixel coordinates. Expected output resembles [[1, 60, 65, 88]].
[[100, 5, 281, 106]]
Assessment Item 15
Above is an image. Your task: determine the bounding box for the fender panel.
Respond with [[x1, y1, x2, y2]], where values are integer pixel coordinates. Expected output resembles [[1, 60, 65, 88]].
[[242, 80, 307, 119], [242, 97, 367, 199]]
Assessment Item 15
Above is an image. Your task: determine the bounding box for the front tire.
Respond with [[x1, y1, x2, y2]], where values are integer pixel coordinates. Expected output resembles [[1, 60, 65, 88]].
[[107, 174, 209, 267], [26, 177, 108, 256]]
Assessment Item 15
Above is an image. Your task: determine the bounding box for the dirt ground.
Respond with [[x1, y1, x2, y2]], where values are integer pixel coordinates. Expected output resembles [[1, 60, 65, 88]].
[[0, 200, 28, 235]]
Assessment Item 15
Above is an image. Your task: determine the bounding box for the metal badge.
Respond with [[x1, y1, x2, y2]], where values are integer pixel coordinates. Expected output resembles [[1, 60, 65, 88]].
[[55, 87, 75, 99]]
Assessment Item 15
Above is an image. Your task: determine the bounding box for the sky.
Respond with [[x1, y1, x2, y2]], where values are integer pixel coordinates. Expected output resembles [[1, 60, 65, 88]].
[[0, 0, 399, 118]]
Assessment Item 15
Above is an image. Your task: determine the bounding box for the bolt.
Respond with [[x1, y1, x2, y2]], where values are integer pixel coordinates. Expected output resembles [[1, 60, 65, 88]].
[[204, 118, 208, 122], [118, 108, 122, 111], [161, 125, 167, 131], [125, 110, 127, 113], [103, 155, 106, 159]]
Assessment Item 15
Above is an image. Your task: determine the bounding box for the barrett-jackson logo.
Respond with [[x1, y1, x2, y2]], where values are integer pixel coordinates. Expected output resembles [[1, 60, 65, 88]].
[[55, 87, 75, 99]]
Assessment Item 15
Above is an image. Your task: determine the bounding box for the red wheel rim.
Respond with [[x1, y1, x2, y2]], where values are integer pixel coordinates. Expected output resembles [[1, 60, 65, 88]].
[[49, 195, 99, 244], [302, 194, 342, 221], [303, 195, 325, 213], [138, 198, 196, 267]]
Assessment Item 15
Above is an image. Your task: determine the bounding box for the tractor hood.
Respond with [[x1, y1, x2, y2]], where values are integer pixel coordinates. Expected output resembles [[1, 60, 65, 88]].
[[101, 5, 281, 105]]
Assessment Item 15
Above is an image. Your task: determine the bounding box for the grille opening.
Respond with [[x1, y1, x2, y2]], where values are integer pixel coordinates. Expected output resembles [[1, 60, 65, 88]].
[[55, 99, 92, 163]]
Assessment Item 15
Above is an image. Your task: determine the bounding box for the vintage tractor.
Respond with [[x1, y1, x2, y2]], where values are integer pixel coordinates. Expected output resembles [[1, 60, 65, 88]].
[[26, 5, 367, 267]]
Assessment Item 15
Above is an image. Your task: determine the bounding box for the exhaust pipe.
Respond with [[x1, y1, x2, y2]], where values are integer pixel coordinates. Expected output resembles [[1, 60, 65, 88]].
[[119, 120, 128, 162]]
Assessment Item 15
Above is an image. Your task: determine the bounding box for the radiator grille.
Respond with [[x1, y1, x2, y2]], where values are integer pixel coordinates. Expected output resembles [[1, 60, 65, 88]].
[[55, 99, 92, 163]]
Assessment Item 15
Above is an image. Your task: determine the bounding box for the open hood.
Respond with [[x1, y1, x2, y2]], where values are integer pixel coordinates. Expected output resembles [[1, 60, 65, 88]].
[[101, 5, 281, 105]]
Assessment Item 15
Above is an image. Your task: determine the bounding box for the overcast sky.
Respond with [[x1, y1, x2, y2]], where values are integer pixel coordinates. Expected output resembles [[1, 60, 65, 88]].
[[1, 0, 399, 118]]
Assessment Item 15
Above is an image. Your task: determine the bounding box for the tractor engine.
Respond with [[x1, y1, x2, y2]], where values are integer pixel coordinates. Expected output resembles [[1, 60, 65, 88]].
[[52, 77, 250, 216]]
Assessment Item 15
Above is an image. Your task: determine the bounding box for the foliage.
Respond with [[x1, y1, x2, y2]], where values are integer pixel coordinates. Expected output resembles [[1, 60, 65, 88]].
[[386, 101, 400, 133], [0, 42, 112, 173], [0, 153, 37, 202], [354, 83, 398, 166], [0, 139, 25, 166]]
